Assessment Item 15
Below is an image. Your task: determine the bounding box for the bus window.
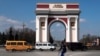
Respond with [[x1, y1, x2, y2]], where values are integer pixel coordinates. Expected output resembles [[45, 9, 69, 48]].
[[11, 42, 16, 45], [17, 42, 23, 45], [7, 42, 10, 45]]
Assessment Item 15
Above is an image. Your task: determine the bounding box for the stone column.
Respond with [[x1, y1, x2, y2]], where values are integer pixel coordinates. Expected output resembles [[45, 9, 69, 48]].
[[43, 16, 48, 42], [66, 18, 71, 42], [75, 17, 79, 42], [36, 16, 40, 43]]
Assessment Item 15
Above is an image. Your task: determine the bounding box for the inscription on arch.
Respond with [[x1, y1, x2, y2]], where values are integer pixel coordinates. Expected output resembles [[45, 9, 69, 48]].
[[53, 4, 63, 8]]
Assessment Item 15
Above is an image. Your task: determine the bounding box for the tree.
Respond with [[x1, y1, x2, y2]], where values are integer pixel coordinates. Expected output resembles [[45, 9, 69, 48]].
[[2, 32, 6, 44], [14, 28, 36, 44], [8, 26, 14, 40], [22, 28, 36, 44], [0, 32, 2, 44], [0, 32, 6, 44], [15, 33, 19, 40], [0, 26, 36, 45], [80, 34, 99, 45]]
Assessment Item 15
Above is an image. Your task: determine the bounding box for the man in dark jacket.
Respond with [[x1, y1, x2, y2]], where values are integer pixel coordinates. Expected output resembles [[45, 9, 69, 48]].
[[59, 41, 67, 56]]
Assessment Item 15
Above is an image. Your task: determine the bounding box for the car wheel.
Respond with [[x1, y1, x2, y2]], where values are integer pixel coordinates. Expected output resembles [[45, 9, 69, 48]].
[[12, 49, 16, 52], [81, 48, 87, 51], [26, 49, 31, 52], [50, 48, 54, 51], [71, 49, 75, 51], [39, 48, 43, 51]]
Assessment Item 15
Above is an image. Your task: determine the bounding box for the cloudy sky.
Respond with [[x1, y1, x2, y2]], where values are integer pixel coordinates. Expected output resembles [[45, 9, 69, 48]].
[[0, 0, 100, 40]]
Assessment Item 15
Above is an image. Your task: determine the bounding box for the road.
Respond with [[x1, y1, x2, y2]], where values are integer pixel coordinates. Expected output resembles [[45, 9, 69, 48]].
[[0, 48, 100, 56]]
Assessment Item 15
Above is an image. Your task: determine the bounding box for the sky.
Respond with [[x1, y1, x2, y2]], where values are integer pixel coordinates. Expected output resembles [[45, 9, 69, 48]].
[[0, 0, 100, 40]]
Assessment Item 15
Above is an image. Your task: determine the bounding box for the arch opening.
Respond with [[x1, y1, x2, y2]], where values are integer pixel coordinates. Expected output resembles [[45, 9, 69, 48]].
[[48, 20, 67, 43]]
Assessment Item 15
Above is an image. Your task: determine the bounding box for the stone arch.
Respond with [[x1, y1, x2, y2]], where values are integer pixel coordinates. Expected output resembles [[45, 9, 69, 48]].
[[35, 3, 80, 43]]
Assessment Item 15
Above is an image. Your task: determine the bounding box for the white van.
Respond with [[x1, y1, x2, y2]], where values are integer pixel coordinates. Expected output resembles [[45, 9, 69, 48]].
[[35, 43, 56, 51]]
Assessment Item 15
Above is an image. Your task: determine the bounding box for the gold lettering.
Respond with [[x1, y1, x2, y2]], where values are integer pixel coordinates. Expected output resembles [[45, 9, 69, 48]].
[[53, 4, 63, 8]]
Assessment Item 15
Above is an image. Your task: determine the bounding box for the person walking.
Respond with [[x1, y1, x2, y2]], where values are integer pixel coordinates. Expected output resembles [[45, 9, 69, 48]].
[[59, 41, 67, 56]]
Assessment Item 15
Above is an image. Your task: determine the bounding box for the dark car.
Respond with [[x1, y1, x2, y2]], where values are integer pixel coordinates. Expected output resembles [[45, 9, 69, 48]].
[[67, 42, 87, 51]]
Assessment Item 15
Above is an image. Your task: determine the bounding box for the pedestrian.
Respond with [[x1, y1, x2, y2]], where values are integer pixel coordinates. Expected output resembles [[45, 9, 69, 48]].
[[59, 41, 67, 56]]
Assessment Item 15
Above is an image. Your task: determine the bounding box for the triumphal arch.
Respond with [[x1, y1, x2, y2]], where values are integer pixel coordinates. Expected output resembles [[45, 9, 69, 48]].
[[35, 3, 80, 43]]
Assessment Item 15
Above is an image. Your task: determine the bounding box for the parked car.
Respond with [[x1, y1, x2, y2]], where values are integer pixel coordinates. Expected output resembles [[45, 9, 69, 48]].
[[5, 40, 33, 52], [35, 43, 56, 51], [67, 42, 88, 51]]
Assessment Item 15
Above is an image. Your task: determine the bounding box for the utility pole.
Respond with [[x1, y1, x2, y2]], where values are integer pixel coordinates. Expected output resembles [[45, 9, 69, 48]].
[[22, 22, 26, 40]]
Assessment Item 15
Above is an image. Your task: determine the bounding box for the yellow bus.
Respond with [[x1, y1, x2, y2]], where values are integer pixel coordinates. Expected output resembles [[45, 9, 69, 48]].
[[5, 40, 33, 52]]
